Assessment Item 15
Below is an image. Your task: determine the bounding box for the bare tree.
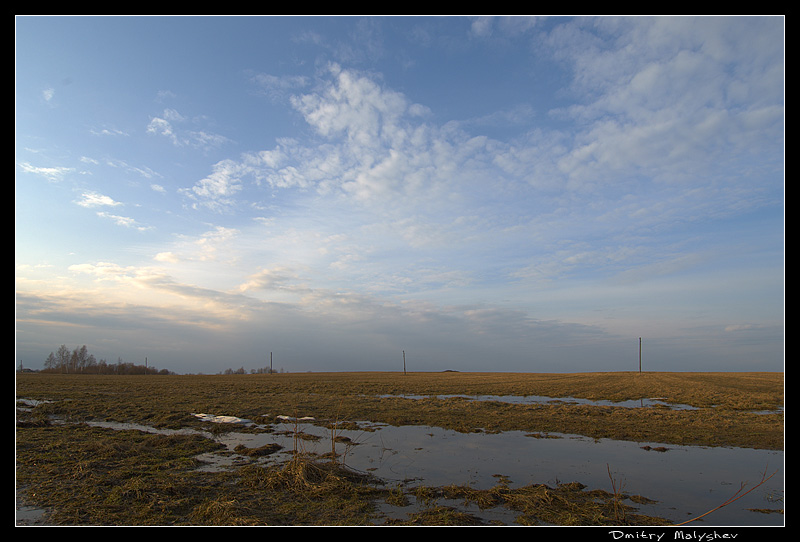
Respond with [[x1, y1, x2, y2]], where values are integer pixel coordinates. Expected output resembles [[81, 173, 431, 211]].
[[55, 344, 70, 373]]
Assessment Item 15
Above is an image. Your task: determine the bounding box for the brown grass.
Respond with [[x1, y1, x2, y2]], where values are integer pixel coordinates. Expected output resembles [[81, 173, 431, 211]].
[[15, 371, 782, 449], [16, 370, 783, 525]]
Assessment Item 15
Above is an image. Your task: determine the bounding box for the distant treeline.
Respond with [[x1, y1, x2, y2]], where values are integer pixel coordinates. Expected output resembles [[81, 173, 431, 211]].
[[40, 344, 174, 375]]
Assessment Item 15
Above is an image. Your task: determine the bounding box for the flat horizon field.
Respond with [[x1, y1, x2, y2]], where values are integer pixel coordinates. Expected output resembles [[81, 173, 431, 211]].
[[16, 370, 784, 526]]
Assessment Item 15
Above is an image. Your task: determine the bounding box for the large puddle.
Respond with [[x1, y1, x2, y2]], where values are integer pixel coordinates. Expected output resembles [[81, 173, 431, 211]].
[[379, 393, 700, 410], [110, 412, 782, 527], [379, 393, 784, 414], [18, 398, 784, 526], [221, 420, 783, 526]]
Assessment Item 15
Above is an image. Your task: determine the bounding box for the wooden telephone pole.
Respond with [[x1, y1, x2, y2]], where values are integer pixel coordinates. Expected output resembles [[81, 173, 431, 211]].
[[639, 338, 642, 373]]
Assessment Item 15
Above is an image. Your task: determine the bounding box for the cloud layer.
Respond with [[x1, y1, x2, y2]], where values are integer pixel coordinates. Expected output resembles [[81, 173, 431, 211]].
[[15, 17, 784, 374]]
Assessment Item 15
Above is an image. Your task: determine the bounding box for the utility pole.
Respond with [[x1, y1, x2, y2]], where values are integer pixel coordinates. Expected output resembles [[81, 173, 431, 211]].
[[403, 350, 406, 376], [638, 338, 642, 373]]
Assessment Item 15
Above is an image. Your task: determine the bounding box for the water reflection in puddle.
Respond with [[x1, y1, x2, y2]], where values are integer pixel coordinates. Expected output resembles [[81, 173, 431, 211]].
[[201, 419, 782, 527], [379, 393, 783, 414], [381, 393, 700, 410]]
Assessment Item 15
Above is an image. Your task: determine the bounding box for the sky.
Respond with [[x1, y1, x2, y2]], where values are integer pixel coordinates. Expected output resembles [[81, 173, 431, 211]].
[[15, 16, 784, 375]]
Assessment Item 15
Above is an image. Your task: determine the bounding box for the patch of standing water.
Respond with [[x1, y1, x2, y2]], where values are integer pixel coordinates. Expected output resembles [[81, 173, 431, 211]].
[[380, 393, 701, 410], [16, 503, 49, 526], [380, 394, 783, 414], [196, 416, 783, 527]]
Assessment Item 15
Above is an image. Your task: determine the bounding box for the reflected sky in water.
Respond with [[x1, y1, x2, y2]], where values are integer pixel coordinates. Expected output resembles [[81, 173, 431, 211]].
[[213, 419, 783, 527]]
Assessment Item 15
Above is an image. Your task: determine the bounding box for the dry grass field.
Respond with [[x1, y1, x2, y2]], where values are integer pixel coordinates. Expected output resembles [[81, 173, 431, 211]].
[[16, 371, 783, 526], [17, 371, 783, 448]]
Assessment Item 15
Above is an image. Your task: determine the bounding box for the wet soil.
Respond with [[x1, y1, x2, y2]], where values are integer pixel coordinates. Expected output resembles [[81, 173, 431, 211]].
[[15, 371, 783, 526]]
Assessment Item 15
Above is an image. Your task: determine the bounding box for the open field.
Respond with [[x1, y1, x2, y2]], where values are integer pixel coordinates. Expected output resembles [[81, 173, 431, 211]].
[[16, 371, 784, 526]]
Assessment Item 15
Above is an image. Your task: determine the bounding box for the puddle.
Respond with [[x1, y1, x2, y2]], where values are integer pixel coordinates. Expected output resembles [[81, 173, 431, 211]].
[[85, 420, 214, 437], [197, 418, 783, 526], [381, 393, 695, 410], [16, 398, 55, 412], [15, 504, 50, 526], [374, 494, 521, 525], [379, 394, 784, 414]]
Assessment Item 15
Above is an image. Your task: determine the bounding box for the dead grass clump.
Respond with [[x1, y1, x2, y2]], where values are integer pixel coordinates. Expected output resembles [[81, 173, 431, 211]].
[[233, 443, 282, 457], [401, 480, 671, 526], [187, 497, 252, 526], [232, 457, 385, 525], [242, 454, 381, 501], [396, 505, 486, 526]]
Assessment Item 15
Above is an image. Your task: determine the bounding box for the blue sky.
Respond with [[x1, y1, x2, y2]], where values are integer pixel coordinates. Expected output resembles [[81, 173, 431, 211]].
[[15, 16, 784, 374]]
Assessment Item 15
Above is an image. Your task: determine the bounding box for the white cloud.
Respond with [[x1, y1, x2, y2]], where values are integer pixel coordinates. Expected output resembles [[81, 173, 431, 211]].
[[96, 211, 151, 231], [290, 64, 409, 147], [180, 160, 244, 211], [148, 226, 241, 270], [186, 64, 499, 216], [146, 116, 176, 142], [546, 16, 783, 187], [18, 162, 73, 181], [89, 127, 128, 137], [154, 252, 180, 263], [147, 108, 231, 149], [193, 226, 240, 261], [68, 261, 135, 280], [76, 191, 122, 208]]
